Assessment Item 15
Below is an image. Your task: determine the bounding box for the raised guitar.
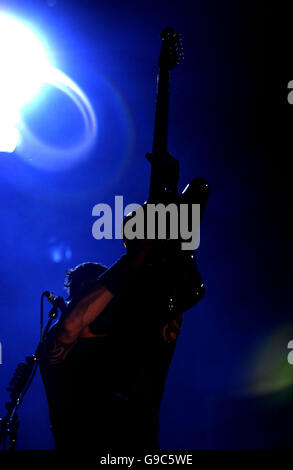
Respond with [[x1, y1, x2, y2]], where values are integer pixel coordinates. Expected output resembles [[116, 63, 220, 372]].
[[123, 27, 209, 314]]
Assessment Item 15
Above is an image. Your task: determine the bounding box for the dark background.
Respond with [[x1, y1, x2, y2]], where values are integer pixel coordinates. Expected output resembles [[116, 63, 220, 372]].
[[0, 0, 292, 449]]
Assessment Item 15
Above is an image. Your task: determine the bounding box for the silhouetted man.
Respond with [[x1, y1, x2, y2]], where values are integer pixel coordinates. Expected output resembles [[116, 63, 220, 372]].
[[39, 157, 186, 452]]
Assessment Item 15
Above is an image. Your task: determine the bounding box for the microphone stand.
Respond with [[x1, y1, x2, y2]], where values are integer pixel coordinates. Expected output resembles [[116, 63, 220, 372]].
[[0, 303, 59, 451]]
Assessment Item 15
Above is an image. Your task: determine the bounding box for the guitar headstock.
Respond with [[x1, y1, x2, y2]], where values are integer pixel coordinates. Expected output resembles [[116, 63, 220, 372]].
[[158, 27, 184, 71]]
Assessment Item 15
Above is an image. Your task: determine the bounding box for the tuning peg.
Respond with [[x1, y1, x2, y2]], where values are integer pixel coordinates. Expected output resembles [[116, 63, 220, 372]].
[[161, 27, 175, 40]]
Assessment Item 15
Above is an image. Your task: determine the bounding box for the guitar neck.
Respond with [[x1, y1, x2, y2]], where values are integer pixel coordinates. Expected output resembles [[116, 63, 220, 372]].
[[148, 27, 183, 200], [152, 68, 170, 158]]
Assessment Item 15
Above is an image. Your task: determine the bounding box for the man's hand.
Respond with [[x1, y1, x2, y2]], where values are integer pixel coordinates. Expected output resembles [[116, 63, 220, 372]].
[[146, 152, 180, 201]]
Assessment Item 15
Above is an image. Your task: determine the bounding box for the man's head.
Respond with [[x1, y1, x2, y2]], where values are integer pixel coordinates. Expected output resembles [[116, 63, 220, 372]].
[[64, 262, 108, 301]]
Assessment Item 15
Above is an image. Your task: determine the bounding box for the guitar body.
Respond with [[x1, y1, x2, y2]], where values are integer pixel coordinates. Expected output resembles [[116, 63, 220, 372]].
[[123, 28, 209, 314], [168, 176, 209, 312]]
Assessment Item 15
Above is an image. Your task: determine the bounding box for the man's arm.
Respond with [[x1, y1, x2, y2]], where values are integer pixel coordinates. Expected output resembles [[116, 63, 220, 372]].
[[59, 284, 113, 344], [42, 248, 154, 364], [39, 285, 113, 365]]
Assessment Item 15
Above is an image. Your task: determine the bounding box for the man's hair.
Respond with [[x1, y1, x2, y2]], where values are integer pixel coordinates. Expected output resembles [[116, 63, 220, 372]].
[[64, 262, 108, 301]]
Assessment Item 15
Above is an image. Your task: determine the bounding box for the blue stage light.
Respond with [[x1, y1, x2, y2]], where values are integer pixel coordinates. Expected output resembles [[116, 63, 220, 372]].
[[0, 12, 50, 152], [0, 11, 97, 165], [49, 240, 72, 264]]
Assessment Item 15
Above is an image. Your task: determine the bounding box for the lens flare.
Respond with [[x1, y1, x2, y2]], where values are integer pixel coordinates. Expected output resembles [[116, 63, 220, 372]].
[[242, 322, 293, 398], [0, 12, 97, 166], [17, 66, 98, 170]]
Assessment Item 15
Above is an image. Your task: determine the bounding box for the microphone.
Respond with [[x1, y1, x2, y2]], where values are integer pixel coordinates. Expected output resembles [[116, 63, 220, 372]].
[[43, 291, 68, 314]]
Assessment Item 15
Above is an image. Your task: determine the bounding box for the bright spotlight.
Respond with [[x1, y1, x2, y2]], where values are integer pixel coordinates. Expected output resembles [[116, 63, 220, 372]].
[[0, 125, 20, 153], [0, 12, 50, 105], [0, 12, 50, 152], [0, 12, 97, 164]]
